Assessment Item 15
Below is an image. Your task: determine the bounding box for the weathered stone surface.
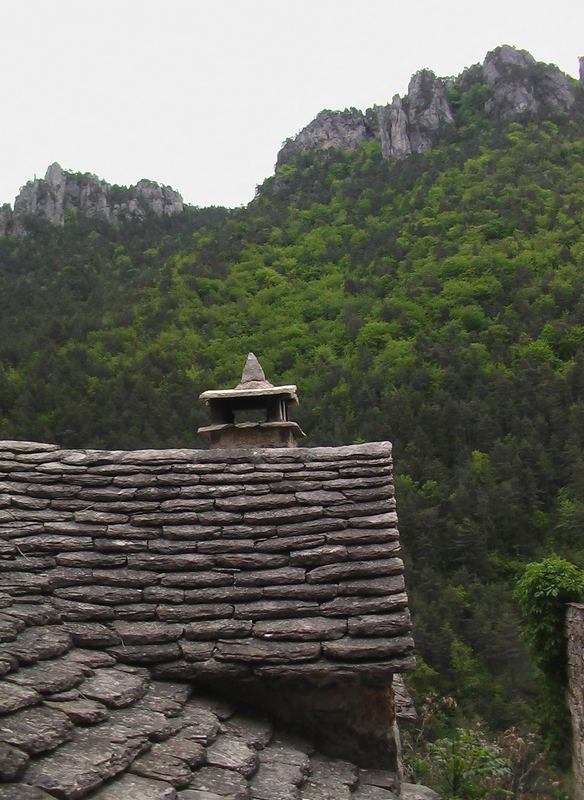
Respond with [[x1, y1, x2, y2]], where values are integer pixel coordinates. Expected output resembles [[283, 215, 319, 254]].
[[131, 742, 198, 788], [249, 760, 304, 800], [289, 545, 348, 567], [64, 622, 121, 648], [24, 726, 150, 799], [5, 626, 72, 663], [323, 636, 414, 661], [91, 774, 178, 799], [157, 604, 234, 622], [205, 734, 259, 777], [348, 612, 411, 638], [5, 659, 85, 694], [137, 681, 191, 717], [127, 554, 214, 571], [0, 706, 74, 754], [0, 740, 29, 780], [112, 621, 184, 645], [183, 586, 262, 604], [216, 639, 321, 664], [359, 768, 399, 791], [307, 558, 402, 584], [399, 783, 441, 800], [55, 586, 143, 605], [253, 618, 346, 642], [233, 600, 319, 620], [321, 592, 408, 617], [109, 642, 182, 665], [0, 786, 57, 800], [337, 575, 405, 597], [352, 785, 397, 799], [45, 697, 110, 725], [179, 641, 216, 662], [81, 667, 149, 708], [188, 766, 248, 799], [184, 620, 252, 641]]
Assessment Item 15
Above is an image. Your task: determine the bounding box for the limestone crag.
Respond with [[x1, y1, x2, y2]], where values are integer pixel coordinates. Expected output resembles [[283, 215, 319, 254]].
[[3, 163, 183, 236], [276, 45, 581, 169], [482, 45, 577, 120]]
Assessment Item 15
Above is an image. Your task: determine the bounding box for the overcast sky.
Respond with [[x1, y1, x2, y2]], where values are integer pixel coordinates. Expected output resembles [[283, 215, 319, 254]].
[[1, 0, 582, 209]]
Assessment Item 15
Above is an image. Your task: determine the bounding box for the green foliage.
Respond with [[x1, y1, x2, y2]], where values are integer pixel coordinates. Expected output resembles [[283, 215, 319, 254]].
[[515, 557, 584, 675], [423, 725, 509, 799], [1, 77, 584, 754], [515, 557, 584, 764]]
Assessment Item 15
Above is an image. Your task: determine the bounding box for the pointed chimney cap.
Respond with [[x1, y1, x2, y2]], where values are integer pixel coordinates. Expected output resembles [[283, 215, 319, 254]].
[[235, 353, 274, 390]]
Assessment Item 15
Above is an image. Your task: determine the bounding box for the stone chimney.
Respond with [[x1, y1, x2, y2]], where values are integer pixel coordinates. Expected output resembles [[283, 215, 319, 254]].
[[198, 353, 305, 448]]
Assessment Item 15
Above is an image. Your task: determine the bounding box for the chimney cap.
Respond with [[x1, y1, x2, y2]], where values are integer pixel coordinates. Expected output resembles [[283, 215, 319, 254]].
[[199, 353, 298, 403]]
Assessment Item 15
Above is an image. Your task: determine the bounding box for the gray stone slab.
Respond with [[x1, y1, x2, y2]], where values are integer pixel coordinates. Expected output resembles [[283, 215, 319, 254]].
[[109, 642, 182, 665], [254, 534, 326, 553], [7, 627, 72, 663], [0, 739, 29, 780], [91, 774, 178, 799], [216, 640, 320, 664], [399, 783, 441, 800], [0, 784, 56, 800], [0, 682, 40, 714], [214, 554, 288, 571], [261, 584, 337, 601], [348, 612, 411, 638], [347, 542, 400, 560], [180, 641, 216, 662], [325, 528, 399, 545], [337, 576, 405, 598], [253, 618, 346, 642], [5, 659, 85, 694], [136, 681, 191, 717], [223, 713, 273, 749], [64, 622, 121, 648], [24, 726, 150, 798], [112, 621, 184, 645], [157, 604, 234, 623], [0, 705, 74, 754], [359, 769, 399, 791], [182, 587, 262, 604], [184, 620, 252, 641], [127, 554, 215, 571], [188, 766, 248, 799], [249, 761, 303, 800], [55, 585, 143, 605], [323, 635, 414, 661], [321, 593, 408, 617], [45, 697, 110, 725], [352, 785, 397, 799], [306, 558, 403, 584], [80, 667, 149, 708], [205, 734, 259, 777], [161, 573, 232, 589], [289, 545, 348, 567], [233, 600, 319, 620], [300, 779, 351, 800]]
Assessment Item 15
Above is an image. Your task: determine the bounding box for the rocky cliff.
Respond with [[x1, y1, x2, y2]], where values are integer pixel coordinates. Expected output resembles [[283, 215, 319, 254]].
[[0, 163, 184, 237], [276, 45, 581, 169]]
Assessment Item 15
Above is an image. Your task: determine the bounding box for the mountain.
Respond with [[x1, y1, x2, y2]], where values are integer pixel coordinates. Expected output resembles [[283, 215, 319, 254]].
[[276, 45, 580, 167], [0, 162, 183, 237], [1, 44, 584, 789]]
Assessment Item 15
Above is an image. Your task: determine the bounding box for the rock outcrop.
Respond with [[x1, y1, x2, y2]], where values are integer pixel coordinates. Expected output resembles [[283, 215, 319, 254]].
[[277, 45, 580, 170], [2, 163, 183, 237]]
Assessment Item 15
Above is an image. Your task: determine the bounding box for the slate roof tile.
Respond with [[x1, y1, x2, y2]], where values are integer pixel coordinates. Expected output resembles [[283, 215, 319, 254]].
[[0, 441, 418, 799]]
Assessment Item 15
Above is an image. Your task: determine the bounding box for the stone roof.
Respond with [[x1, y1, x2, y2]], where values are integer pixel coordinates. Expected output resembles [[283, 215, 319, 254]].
[[0, 440, 420, 799]]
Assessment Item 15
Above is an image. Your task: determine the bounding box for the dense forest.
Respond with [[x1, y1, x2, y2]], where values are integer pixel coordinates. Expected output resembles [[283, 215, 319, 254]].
[[2, 55, 584, 795]]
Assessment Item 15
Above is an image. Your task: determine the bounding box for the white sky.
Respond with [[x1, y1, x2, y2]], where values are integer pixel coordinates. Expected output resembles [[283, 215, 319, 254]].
[[1, 0, 582, 209]]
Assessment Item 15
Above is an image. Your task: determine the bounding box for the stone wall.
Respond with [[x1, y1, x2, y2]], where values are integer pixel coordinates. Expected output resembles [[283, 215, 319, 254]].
[[567, 603, 584, 798]]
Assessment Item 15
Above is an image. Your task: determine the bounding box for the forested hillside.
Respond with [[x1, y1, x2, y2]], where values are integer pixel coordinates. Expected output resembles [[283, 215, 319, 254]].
[[2, 48, 584, 790]]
